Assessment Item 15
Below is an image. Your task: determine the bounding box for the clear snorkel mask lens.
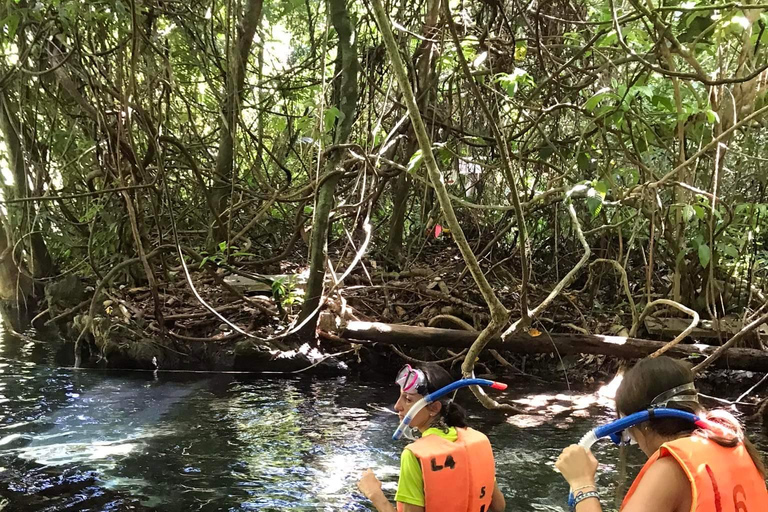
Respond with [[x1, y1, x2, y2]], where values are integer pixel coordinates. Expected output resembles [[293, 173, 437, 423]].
[[609, 426, 637, 446]]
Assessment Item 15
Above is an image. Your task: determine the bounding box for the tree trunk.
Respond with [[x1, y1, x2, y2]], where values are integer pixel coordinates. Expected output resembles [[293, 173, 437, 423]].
[[386, 171, 410, 262], [0, 90, 54, 279], [336, 320, 768, 372], [297, 0, 359, 333], [212, 0, 264, 244], [386, 0, 441, 262], [0, 211, 34, 331]]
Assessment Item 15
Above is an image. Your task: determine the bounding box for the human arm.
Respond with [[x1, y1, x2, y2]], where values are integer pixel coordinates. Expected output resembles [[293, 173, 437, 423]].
[[489, 481, 506, 512], [556, 444, 688, 512], [358, 469, 397, 512], [555, 445, 601, 512]]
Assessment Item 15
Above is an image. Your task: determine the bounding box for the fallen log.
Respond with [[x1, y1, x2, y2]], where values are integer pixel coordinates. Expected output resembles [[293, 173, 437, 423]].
[[339, 321, 768, 372]]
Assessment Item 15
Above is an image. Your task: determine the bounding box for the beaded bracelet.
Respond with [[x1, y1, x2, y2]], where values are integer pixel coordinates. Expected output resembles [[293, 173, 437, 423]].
[[571, 490, 600, 510]]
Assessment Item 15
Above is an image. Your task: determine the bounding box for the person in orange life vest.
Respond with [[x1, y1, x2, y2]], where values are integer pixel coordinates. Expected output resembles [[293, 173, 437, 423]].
[[555, 356, 767, 512], [357, 363, 506, 512]]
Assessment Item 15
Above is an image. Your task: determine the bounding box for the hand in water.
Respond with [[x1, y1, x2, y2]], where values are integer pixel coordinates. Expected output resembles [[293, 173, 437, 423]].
[[556, 444, 598, 488], [358, 469, 383, 499]]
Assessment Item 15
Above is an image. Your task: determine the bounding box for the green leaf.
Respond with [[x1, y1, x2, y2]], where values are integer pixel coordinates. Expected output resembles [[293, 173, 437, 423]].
[[593, 181, 608, 199], [631, 85, 653, 99], [407, 149, 423, 173], [585, 87, 616, 111], [577, 152, 591, 171], [652, 95, 675, 112], [597, 31, 618, 47], [698, 243, 711, 268], [705, 109, 720, 124], [496, 68, 533, 97], [587, 197, 603, 218], [324, 106, 342, 133], [720, 244, 739, 258], [514, 42, 527, 61], [3, 13, 20, 40], [272, 279, 286, 298], [693, 205, 706, 220], [683, 205, 696, 222]]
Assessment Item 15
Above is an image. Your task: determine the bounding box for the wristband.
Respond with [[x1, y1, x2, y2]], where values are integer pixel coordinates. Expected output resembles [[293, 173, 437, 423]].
[[570, 490, 599, 510]]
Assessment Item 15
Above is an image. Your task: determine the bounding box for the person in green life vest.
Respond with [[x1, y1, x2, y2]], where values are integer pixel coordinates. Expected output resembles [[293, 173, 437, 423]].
[[357, 363, 506, 512]]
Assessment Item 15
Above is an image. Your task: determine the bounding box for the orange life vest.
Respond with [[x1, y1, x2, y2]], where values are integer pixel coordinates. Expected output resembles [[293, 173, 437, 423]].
[[621, 436, 768, 512], [396, 427, 495, 512]]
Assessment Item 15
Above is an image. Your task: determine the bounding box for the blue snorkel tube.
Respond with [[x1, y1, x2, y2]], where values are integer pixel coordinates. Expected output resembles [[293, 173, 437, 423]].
[[567, 408, 705, 508], [392, 378, 507, 440], [577, 408, 704, 450]]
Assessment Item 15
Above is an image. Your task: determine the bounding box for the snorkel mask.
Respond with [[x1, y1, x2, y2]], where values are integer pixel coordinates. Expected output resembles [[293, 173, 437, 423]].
[[393, 366, 507, 441], [396, 364, 428, 395]]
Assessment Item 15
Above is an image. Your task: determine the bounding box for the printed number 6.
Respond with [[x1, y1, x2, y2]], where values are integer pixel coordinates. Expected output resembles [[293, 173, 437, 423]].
[[733, 485, 748, 512]]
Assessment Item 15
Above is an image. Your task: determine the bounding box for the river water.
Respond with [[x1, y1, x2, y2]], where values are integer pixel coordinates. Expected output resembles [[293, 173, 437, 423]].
[[0, 333, 764, 511]]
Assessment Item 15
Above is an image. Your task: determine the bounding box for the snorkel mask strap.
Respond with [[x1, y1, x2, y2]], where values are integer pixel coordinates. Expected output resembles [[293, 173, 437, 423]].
[[650, 382, 699, 409]]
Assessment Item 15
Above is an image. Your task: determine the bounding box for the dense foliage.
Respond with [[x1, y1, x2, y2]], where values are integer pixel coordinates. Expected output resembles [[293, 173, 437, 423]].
[[1, 0, 767, 342]]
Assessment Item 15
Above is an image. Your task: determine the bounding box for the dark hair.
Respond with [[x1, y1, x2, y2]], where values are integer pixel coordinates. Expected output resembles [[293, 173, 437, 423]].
[[417, 363, 468, 429], [616, 356, 765, 477]]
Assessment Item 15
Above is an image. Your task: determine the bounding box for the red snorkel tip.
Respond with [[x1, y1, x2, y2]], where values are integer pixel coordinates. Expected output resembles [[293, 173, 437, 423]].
[[491, 382, 507, 390]]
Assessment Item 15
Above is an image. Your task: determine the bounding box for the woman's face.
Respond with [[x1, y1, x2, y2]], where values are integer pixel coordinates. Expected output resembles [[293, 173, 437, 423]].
[[394, 391, 433, 430]]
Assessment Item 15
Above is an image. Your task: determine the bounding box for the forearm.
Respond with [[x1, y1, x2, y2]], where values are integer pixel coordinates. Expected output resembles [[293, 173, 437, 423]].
[[368, 490, 397, 512]]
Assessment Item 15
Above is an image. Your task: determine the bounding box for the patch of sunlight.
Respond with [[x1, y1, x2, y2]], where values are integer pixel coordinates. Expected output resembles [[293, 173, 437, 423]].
[[348, 320, 390, 332], [263, 23, 292, 74], [513, 392, 612, 415], [598, 373, 623, 400], [316, 453, 358, 494], [730, 15, 751, 31], [506, 414, 549, 428], [16, 439, 139, 466], [0, 140, 13, 187], [0, 421, 33, 431], [0, 433, 24, 446], [5, 43, 18, 66], [157, 19, 175, 38], [597, 334, 628, 345], [274, 342, 323, 360], [48, 162, 63, 189]]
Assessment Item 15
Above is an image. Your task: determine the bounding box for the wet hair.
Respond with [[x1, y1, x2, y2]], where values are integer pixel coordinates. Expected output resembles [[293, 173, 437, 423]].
[[416, 363, 468, 429], [616, 356, 765, 477]]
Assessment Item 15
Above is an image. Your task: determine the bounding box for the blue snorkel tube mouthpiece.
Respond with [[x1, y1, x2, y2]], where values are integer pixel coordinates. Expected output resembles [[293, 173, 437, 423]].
[[392, 378, 507, 441]]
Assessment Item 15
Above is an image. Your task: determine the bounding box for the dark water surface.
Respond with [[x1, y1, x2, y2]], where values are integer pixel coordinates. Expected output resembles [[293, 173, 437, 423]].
[[0, 333, 763, 511]]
